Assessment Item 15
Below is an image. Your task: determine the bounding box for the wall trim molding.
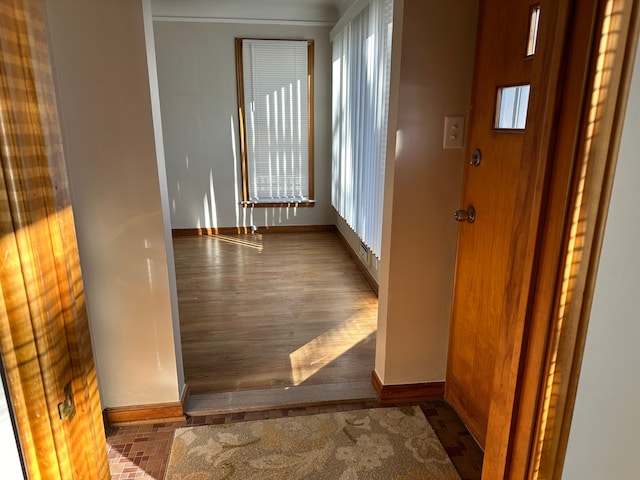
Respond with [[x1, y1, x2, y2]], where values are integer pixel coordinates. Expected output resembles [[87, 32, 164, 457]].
[[172, 225, 336, 237], [105, 402, 185, 427], [371, 370, 445, 405], [335, 229, 379, 296], [153, 16, 336, 27], [172, 227, 253, 236]]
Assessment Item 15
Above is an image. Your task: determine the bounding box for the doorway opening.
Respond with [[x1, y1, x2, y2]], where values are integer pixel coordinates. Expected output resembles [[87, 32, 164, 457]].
[[173, 230, 378, 410]]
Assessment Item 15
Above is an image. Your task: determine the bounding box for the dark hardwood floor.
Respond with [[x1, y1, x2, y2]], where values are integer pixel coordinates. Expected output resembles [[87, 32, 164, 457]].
[[173, 231, 378, 395]]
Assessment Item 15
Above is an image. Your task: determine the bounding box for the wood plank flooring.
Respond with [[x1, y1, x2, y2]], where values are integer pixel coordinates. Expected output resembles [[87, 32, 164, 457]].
[[173, 231, 378, 395]]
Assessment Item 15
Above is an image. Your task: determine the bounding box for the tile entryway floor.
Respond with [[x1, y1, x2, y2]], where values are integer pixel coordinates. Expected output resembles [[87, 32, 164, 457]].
[[106, 399, 483, 480]]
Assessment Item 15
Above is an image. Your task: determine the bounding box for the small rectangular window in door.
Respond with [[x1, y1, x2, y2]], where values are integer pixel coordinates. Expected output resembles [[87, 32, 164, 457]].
[[494, 84, 531, 130]]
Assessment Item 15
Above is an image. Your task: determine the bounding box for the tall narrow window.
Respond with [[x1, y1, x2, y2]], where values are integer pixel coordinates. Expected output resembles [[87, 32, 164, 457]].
[[236, 39, 314, 207], [331, 0, 394, 259], [526, 5, 541, 57]]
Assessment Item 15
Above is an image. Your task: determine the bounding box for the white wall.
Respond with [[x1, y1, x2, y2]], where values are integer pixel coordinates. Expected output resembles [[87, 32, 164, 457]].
[[142, 0, 185, 400], [152, 17, 334, 230], [376, 0, 478, 384], [45, 0, 181, 408], [337, 0, 359, 18], [562, 43, 640, 479], [151, 0, 338, 24]]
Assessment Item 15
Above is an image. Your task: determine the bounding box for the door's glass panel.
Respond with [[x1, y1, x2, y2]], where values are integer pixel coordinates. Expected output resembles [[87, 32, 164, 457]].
[[494, 84, 531, 130], [526, 5, 541, 57]]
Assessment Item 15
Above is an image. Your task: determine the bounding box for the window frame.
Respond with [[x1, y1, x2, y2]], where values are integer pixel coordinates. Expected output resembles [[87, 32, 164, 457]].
[[235, 37, 315, 208]]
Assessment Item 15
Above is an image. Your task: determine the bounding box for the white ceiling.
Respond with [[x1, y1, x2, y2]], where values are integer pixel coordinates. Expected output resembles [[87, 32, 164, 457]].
[[151, 0, 358, 23]]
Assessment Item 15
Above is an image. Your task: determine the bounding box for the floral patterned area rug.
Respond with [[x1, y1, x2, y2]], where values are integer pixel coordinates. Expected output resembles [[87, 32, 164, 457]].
[[165, 405, 460, 479]]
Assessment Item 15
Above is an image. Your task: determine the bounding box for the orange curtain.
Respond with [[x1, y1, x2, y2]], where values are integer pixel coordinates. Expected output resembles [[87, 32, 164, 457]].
[[0, 0, 108, 478]]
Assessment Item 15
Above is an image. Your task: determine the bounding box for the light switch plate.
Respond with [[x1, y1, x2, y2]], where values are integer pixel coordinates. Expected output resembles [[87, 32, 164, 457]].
[[443, 115, 465, 149]]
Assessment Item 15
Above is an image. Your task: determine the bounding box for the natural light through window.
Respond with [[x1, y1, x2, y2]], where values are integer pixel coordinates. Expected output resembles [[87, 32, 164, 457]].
[[289, 313, 377, 385], [531, 0, 620, 474], [526, 5, 541, 57], [494, 84, 531, 130], [331, 0, 394, 259], [236, 39, 314, 207], [210, 234, 264, 252]]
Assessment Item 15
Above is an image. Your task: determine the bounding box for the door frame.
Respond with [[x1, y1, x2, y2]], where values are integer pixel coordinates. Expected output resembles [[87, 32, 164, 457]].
[[479, 0, 640, 478], [0, 0, 110, 477]]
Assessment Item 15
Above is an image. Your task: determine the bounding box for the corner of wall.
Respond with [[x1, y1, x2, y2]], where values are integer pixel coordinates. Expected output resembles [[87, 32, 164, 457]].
[[375, 0, 404, 384], [377, 0, 477, 385], [142, 0, 185, 396]]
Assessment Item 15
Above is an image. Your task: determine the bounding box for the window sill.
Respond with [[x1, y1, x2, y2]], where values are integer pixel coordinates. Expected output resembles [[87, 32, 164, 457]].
[[241, 200, 315, 208]]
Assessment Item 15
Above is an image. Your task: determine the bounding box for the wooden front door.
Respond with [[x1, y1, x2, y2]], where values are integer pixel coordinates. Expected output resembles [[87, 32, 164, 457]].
[[0, 1, 109, 478], [446, 0, 543, 448], [445, 0, 636, 476]]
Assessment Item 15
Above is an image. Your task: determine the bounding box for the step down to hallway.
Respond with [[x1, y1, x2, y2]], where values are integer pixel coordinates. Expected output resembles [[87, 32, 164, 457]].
[[185, 381, 378, 417]]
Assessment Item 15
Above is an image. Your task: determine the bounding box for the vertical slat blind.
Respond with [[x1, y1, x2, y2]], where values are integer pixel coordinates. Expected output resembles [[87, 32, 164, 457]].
[[242, 39, 310, 203], [0, 1, 109, 478], [331, 0, 394, 259]]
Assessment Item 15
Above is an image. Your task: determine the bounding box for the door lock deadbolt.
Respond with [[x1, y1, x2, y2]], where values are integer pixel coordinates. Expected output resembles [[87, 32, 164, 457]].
[[470, 148, 481, 167]]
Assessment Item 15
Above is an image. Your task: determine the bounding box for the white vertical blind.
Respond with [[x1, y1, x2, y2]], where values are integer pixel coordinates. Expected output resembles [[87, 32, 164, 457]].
[[242, 39, 310, 203], [331, 0, 393, 259]]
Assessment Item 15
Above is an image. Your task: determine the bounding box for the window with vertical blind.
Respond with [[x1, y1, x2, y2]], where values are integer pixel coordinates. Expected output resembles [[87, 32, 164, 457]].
[[331, 0, 394, 259], [235, 38, 315, 207]]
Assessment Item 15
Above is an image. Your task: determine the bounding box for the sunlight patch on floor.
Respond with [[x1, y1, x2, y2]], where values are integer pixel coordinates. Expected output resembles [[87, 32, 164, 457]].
[[289, 313, 377, 385], [209, 234, 264, 252], [108, 440, 159, 480]]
